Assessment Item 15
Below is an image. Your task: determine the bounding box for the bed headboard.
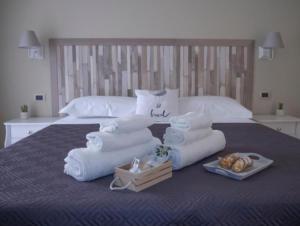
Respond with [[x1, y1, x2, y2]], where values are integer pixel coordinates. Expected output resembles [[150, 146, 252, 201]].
[[49, 38, 254, 115]]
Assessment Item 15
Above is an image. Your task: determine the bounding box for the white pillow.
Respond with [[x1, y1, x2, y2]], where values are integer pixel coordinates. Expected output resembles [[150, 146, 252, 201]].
[[59, 96, 136, 118], [59, 96, 109, 117], [106, 96, 136, 117], [179, 96, 252, 120], [135, 89, 179, 122]]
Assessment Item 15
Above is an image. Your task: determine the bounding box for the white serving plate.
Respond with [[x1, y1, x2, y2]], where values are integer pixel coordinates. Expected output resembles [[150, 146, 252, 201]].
[[203, 153, 274, 180]]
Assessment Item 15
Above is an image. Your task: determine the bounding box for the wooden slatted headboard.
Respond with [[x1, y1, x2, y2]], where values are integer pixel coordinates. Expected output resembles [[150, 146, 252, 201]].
[[49, 38, 254, 116]]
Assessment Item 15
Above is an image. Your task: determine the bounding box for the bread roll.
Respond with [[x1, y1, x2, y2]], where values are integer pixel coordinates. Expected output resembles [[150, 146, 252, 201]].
[[218, 153, 240, 169], [231, 156, 253, 173]]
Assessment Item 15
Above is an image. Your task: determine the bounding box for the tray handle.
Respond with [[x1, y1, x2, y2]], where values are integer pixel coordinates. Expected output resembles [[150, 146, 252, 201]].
[[246, 153, 263, 160], [110, 176, 132, 191]]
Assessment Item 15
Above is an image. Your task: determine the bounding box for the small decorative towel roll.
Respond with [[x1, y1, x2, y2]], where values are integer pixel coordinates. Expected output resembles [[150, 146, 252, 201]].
[[170, 130, 226, 170], [85, 133, 103, 151], [163, 127, 212, 145], [169, 112, 212, 131], [86, 140, 103, 152], [100, 115, 154, 133], [86, 128, 153, 152]]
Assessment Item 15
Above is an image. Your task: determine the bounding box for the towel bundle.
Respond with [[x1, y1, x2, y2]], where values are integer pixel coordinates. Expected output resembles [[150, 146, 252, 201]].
[[100, 115, 154, 133], [64, 138, 160, 181], [64, 115, 160, 181], [86, 128, 153, 152], [164, 127, 213, 145], [169, 112, 212, 131], [165, 112, 226, 170]]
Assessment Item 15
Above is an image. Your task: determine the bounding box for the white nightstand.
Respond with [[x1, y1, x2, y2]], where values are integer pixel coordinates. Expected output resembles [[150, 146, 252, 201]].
[[4, 117, 61, 147], [253, 115, 300, 139]]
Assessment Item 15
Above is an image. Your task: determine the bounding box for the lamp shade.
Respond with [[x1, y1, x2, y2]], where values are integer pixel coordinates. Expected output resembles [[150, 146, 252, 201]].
[[18, 30, 41, 48], [262, 32, 284, 48]]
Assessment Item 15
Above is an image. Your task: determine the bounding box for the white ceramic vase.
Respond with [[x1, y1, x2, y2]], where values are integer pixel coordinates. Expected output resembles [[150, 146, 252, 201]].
[[20, 112, 29, 119], [276, 109, 285, 116]]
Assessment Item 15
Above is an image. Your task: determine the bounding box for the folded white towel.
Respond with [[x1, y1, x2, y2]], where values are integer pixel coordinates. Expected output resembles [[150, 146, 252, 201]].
[[170, 130, 226, 170], [100, 115, 154, 133], [64, 138, 161, 181], [163, 127, 212, 145], [86, 128, 153, 152], [169, 112, 212, 131]]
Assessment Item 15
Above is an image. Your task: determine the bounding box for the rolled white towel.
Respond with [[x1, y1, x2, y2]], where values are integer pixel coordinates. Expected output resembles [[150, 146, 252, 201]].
[[170, 130, 226, 170], [86, 128, 153, 152], [100, 115, 154, 133], [64, 138, 161, 181], [169, 112, 212, 131], [163, 127, 212, 145]]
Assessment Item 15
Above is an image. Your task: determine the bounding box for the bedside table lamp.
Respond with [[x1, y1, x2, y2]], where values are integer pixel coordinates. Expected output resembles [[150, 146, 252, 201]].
[[18, 30, 44, 60], [258, 32, 284, 60]]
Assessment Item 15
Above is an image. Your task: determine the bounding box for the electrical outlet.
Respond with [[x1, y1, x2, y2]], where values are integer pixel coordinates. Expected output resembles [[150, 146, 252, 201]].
[[35, 93, 46, 102], [260, 91, 271, 99]]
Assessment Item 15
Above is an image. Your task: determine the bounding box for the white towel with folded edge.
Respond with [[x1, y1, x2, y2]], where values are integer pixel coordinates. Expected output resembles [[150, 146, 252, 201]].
[[64, 138, 161, 181], [169, 112, 212, 131], [170, 130, 226, 170], [100, 115, 154, 133], [163, 127, 212, 145], [86, 128, 153, 152]]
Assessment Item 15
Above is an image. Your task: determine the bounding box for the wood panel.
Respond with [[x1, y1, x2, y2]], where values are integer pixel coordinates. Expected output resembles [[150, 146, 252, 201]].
[[49, 38, 255, 115]]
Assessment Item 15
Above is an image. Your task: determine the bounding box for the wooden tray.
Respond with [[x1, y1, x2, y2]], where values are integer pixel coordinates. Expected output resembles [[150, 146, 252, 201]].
[[203, 153, 273, 180], [111, 160, 172, 192]]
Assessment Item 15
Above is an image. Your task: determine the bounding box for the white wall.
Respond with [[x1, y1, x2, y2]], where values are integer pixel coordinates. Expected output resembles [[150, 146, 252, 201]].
[[1, 0, 300, 147]]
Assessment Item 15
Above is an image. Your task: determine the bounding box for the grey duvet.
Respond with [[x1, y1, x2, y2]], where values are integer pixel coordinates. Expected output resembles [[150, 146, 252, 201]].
[[0, 123, 300, 226]]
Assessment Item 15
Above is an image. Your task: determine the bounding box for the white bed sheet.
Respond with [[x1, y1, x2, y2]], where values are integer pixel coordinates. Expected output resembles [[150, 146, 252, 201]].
[[54, 116, 115, 125], [54, 116, 255, 125]]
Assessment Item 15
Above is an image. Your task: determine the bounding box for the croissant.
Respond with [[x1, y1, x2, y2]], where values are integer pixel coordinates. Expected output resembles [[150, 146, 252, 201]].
[[231, 156, 253, 173], [218, 153, 240, 169]]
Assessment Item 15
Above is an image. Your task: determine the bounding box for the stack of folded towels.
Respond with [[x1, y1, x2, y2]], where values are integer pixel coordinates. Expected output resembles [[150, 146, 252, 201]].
[[64, 115, 161, 181], [164, 112, 226, 170]]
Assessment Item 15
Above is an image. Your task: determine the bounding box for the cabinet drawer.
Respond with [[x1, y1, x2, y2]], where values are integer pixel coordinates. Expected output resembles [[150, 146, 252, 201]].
[[11, 125, 48, 138], [263, 122, 296, 136]]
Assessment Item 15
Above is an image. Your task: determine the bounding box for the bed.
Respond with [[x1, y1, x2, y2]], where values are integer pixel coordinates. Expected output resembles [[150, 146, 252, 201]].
[[1, 38, 300, 226], [1, 119, 300, 226]]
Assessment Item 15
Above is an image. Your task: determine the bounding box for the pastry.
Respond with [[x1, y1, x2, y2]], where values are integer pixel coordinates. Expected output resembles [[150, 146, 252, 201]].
[[218, 153, 240, 169], [231, 156, 253, 173]]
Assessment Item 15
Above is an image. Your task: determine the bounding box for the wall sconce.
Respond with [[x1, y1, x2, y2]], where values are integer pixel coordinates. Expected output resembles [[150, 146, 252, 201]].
[[258, 32, 284, 60], [18, 30, 44, 60]]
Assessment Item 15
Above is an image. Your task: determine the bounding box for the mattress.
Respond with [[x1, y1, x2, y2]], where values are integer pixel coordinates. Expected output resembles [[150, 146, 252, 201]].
[[0, 123, 300, 226]]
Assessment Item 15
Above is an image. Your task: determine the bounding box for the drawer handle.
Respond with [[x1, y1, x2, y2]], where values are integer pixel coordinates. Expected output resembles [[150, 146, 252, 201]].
[[276, 128, 282, 132], [27, 130, 33, 135]]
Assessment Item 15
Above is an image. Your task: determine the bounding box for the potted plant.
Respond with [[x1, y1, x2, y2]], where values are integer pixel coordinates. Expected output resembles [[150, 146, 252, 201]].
[[143, 145, 172, 168], [154, 145, 171, 163], [276, 102, 285, 116], [20, 105, 29, 119]]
